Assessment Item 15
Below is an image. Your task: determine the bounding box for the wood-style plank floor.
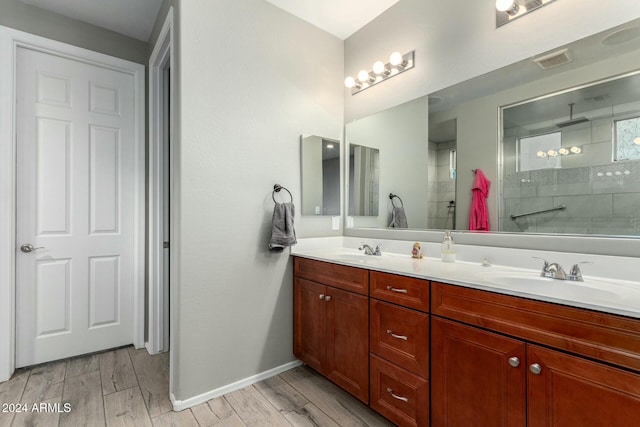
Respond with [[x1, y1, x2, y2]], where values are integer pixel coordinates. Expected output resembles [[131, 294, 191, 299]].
[[0, 347, 393, 426]]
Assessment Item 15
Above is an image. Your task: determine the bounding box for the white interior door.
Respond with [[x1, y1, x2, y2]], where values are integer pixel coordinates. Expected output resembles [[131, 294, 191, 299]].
[[16, 46, 137, 367]]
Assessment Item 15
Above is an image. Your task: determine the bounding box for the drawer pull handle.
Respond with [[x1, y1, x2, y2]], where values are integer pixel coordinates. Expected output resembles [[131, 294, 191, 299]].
[[386, 329, 408, 341], [325, 295, 332, 302], [319, 294, 325, 300], [508, 357, 520, 368], [386, 388, 409, 402], [386, 286, 408, 294]]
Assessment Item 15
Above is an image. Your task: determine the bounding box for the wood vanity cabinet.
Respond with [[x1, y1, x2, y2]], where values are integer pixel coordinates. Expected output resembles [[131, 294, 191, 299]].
[[369, 271, 430, 427], [431, 281, 640, 427], [293, 258, 369, 403]]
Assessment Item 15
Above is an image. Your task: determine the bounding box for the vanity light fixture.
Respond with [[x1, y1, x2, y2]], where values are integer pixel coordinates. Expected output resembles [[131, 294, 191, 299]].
[[536, 150, 547, 158], [558, 148, 570, 155], [496, 0, 557, 27], [345, 50, 415, 95], [570, 146, 582, 154], [634, 137, 640, 145], [547, 149, 558, 157]]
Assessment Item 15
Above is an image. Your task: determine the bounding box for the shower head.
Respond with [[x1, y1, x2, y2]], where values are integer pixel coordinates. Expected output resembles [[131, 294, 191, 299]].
[[555, 103, 589, 128]]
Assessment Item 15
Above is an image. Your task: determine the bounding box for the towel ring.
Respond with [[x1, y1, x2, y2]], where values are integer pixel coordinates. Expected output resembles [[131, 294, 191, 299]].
[[389, 193, 404, 208], [272, 184, 293, 203]]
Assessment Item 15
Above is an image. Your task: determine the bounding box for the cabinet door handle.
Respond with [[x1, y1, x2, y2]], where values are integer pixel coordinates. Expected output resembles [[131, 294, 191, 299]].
[[529, 363, 542, 375], [325, 295, 332, 302], [386, 388, 409, 402], [319, 294, 325, 300], [386, 329, 408, 341], [386, 286, 408, 294], [508, 357, 520, 368]]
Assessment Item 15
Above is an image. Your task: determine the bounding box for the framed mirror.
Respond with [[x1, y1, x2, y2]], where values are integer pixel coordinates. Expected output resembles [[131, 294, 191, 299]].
[[345, 17, 640, 239], [300, 135, 340, 216]]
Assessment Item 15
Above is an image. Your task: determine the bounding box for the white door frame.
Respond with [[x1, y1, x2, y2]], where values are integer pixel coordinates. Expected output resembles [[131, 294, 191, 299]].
[[148, 8, 174, 356], [0, 26, 146, 382]]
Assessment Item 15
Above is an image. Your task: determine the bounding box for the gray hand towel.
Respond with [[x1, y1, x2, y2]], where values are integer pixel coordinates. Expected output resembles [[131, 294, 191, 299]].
[[269, 202, 297, 250], [389, 206, 408, 228]]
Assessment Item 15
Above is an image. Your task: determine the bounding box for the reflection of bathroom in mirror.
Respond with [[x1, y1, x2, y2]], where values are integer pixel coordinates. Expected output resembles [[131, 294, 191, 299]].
[[500, 72, 640, 235], [300, 135, 340, 216], [348, 144, 380, 217], [428, 117, 458, 229], [345, 96, 429, 229]]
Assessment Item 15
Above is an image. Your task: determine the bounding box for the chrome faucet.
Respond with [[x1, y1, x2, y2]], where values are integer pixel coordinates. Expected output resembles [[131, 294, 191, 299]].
[[359, 243, 382, 256], [533, 257, 591, 282]]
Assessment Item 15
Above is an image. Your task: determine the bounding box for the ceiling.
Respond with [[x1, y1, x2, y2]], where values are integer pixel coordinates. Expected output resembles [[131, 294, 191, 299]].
[[20, 0, 163, 41], [264, 0, 400, 40]]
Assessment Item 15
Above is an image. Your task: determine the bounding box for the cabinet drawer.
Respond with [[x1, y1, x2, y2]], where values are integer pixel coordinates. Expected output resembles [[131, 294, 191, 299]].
[[294, 257, 368, 295], [370, 299, 429, 377], [370, 271, 429, 312], [432, 282, 640, 372], [370, 354, 429, 427]]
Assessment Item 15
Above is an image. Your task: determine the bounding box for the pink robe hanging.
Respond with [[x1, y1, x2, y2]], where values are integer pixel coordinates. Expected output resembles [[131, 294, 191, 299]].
[[469, 169, 490, 231]]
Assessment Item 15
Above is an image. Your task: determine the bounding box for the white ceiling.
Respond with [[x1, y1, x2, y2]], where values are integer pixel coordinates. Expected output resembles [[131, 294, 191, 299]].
[[20, 0, 163, 42], [264, 0, 400, 40]]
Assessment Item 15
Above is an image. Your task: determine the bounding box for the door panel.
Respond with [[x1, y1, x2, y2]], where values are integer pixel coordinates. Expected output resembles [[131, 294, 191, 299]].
[[528, 345, 640, 427], [293, 278, 326, 373], [431, 317, 527, 427], [326, 286, 369, 403], [16, 47, 137, 367]]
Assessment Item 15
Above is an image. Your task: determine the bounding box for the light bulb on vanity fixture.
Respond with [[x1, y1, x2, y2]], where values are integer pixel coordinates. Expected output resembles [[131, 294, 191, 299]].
[[495, 0, 519, 16], [344, 50, 415, 95], [496, 0, 556, 27], [634, 137, 640, 145]]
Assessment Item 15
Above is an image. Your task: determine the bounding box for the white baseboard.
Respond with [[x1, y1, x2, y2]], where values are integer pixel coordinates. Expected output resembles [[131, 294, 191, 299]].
[[170, 359, 303, 411]]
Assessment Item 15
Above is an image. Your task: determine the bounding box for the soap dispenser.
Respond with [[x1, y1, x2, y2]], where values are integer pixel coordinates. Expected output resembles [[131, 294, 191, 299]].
[[441, 230, 456, 263]]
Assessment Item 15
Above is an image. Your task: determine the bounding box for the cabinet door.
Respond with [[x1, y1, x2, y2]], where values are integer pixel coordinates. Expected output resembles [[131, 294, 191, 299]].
[[326, 286, 369, 403], [528, 345, 640, 427], [293, 278, 326, 373], [432, 317, 527, 427]]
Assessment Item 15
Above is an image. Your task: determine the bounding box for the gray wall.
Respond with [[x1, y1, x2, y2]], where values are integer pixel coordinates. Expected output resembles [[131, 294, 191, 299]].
[[175, 0, 343, 400], [0, 0, 148, 64]]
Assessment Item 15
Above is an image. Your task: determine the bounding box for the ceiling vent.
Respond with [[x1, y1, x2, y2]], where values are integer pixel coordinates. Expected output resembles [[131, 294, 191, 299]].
[[533, 48, 571, 70]]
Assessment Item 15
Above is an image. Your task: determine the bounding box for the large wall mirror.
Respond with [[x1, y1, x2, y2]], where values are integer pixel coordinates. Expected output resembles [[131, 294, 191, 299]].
[[345, 17, 640, 239], [301, 135, 340, 216]]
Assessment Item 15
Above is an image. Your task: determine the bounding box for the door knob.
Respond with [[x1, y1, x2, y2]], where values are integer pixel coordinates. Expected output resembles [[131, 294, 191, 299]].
[[508, 357, 520, 368], [529, 363, 542, 375], [20, 243, 44, 253]]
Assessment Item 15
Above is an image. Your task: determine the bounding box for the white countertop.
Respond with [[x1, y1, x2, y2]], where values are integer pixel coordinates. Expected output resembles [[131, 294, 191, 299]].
[[291, 242, 640, 319]]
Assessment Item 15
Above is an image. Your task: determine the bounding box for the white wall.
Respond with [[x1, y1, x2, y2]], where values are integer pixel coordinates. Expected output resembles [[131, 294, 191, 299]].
[[175, 0, 343, 400], [344, 0, 640, 122]]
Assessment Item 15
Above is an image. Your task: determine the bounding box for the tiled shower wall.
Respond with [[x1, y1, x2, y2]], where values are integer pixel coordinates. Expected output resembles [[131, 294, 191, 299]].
[[427, 141, 456, 229], [502, 114, 640, 235]]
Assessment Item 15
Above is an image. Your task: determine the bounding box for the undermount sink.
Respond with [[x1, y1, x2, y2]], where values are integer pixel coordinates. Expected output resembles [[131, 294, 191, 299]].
[[477, 270, 620, 302]]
